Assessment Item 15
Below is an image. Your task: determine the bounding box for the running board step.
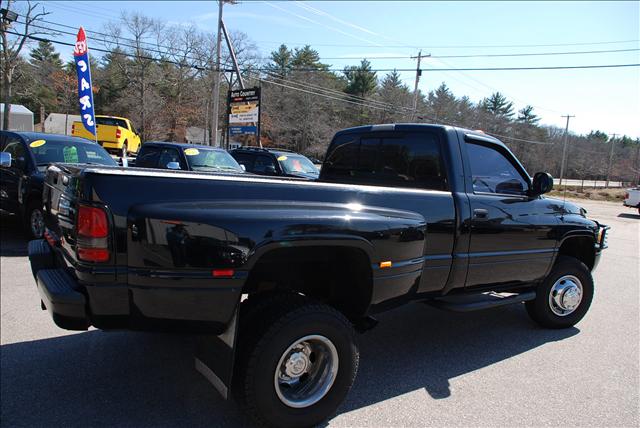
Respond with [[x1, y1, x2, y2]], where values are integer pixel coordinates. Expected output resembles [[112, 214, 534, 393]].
[[428, 291, 536, 312]]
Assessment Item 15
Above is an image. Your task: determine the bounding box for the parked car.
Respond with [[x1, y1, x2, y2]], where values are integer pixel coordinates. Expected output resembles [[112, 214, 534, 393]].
[[623, 187, 640, 214], [0, 131, 116, 238], [72, 115, 141, 157], [135, 141, 245, 173], [231, 146, 319, 179], [29, 124, 608, 427]]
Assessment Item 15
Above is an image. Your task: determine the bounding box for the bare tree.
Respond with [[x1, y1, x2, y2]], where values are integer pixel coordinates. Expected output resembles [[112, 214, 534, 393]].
[[1, 0, 49, 129]]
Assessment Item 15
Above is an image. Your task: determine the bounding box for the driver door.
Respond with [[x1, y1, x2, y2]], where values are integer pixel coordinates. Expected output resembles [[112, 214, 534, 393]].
[[464, 140, 558, 287]]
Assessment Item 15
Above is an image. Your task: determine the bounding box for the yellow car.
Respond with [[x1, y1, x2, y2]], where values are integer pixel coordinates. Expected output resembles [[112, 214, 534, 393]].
[[72, 115, 141, 156]]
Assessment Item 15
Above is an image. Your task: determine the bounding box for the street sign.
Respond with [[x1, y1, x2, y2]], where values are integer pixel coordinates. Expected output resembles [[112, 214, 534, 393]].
[[227, 87, 260, 147]]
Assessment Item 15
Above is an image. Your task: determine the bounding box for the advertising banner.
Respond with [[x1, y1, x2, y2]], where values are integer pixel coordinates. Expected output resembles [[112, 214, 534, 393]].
[[73, 27, 96, 136], [227, 87, 260, 147]]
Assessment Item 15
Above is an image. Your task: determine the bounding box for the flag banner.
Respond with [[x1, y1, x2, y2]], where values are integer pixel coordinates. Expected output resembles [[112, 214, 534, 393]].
[[74, 27, 96, 136]]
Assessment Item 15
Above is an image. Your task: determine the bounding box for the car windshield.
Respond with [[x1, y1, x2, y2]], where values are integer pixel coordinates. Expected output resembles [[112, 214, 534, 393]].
[[184, 147, 244, 172], [30, 139, 117, 167], [276, 154, 319, 175]]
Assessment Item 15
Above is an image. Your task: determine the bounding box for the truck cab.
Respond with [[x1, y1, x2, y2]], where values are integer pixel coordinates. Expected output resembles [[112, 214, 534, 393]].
[[72, 115, 141, 157]]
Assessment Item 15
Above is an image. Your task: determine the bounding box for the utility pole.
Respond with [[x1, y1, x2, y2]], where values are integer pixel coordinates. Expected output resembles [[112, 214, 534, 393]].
[[558, 114, 575, 186], [605, 133, 618, 188], [410, 51, 430, 121], [210, 0, 224, 147], [411, 51, 422, 121]]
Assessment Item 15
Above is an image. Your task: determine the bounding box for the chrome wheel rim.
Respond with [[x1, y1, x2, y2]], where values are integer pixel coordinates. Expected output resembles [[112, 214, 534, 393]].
[[274, 334, 339, 408], [30, 208, 44, 238], [549, 275, 583, 316]]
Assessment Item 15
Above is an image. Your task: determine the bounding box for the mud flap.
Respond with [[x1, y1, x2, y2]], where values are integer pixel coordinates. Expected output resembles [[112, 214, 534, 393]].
[[194, 307, 238, 399]]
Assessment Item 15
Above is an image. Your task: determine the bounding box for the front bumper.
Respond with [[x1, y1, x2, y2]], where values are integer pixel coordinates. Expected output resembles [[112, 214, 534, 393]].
[[28, 239, 89, 330], [592, 223, 610, 271]]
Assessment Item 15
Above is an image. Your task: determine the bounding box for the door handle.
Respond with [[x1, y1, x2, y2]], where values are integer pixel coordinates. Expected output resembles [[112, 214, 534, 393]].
[[473, 208, 489, 220]]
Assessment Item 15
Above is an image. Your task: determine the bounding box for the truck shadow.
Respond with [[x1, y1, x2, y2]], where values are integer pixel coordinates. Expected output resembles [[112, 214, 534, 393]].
[[618, 213, 640, 219], [1, 304, 577, 427], [0, 217, 28, 257]]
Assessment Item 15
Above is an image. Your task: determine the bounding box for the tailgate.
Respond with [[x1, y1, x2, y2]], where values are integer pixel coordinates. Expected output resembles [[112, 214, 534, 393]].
[[43, 164, 82, 263], [95, 124, 118, 143]]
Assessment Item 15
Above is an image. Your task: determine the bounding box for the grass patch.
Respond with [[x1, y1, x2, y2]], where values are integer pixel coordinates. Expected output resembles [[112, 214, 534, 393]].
[[548, 185, 626, 202]]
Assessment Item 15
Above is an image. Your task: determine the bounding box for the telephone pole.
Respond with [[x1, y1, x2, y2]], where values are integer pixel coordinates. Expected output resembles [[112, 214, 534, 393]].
[[558, 114, 575, 186], [411, 51, 430, 121], [210, 0, 225, 147], [605, 133, 618, 188]]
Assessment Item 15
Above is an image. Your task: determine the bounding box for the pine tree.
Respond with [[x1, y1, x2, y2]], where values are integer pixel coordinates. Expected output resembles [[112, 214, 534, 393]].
[[517, 105, 540, 125], [481, 91, 514, 119], [266, 44, 292, 78], [343, 59, 377, 99]]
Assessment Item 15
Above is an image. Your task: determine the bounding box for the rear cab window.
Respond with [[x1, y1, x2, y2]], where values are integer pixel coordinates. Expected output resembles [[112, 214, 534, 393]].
[[96, 117, 128, 129], [321, 131, 448, 191]]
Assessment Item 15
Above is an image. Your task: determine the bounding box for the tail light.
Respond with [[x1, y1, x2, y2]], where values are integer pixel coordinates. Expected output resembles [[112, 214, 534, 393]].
[[116, 129, 121, 139], [625, 192, 629, 200], [77, 204, 110, 262]]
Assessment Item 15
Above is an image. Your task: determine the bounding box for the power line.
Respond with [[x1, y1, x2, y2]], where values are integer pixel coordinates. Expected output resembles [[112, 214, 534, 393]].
[[244, 39, 640, 49], [318, 48, 640, 60], [10, 31, 640, 73]]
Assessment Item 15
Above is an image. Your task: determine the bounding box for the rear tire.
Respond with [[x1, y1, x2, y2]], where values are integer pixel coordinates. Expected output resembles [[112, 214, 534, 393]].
[[234, 293, 359, 428], [526, 255, 594, 329]]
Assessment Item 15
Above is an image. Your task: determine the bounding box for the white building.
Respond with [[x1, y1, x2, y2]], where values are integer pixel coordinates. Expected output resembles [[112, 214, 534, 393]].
[[0, 104, 34, 131]]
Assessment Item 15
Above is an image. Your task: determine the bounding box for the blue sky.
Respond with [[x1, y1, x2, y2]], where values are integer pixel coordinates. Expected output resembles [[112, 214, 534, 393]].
[[23, 1, 640, 138]]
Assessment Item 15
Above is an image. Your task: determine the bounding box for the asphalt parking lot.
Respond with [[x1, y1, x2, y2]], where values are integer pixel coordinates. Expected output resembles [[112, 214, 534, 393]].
[[1, 199, 638, 427]]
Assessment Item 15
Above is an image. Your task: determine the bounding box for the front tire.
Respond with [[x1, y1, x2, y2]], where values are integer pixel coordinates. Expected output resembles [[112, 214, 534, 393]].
[[25, 201, 45, 239], [235, 294, 359, 428], [526, 256, 594, 329]]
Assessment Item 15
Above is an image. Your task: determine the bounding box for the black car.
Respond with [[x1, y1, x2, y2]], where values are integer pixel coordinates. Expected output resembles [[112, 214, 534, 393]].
[[135, 141, 245, 174], [0, 131, 117, 238], [230, 146, 319, 179]]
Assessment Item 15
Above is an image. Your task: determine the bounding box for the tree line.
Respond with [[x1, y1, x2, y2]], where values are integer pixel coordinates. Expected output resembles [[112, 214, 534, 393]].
[[2, 7, 639, 184]]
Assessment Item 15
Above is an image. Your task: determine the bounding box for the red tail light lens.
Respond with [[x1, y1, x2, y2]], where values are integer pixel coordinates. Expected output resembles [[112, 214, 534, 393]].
[[212, 269, 234, 278], [77, 204, 110, 262], [78, 206, 108, 238], [116, 129, 121, 139], [78, 248, 110, 262]]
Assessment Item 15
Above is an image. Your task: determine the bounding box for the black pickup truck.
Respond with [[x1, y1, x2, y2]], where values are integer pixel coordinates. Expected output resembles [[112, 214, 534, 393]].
[[28, 124, 608, 427]]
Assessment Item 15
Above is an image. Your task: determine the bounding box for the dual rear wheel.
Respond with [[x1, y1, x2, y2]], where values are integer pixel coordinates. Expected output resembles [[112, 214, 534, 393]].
[[234, 294, 359, 428]]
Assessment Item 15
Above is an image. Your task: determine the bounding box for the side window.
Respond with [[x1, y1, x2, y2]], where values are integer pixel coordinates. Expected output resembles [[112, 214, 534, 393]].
[[158, 148, 183, 169], [232, 153, 255, 171], [323, 132, 448, 190], [253, 155, 278, 175], [3, 139, 28, 171], [135, 146, 161, 168], [467, 143, 528, 195]]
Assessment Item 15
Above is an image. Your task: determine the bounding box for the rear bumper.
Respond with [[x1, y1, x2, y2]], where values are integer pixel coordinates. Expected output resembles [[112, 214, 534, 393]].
[[29, 239, 89, 330], [100, 141, 122, 150]]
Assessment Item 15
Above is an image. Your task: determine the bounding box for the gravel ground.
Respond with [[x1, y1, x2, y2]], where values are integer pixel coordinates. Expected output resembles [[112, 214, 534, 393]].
[[1, 198, 638, 427]]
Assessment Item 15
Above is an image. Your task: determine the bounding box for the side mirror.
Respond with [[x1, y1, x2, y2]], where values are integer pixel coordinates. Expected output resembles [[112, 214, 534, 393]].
[[531, 172, 554, 196], [0, 152, 11, 168], [166, 161, 181, 170]]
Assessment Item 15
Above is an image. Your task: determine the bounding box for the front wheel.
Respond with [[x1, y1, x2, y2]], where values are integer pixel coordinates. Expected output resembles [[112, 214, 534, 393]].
[[235, 294, 359, 428], [25, 201, 45, 239], [526, 255, 594, 329]]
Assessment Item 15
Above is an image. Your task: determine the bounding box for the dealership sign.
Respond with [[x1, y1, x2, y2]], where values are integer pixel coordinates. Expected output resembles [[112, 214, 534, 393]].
[[228, 87, 260, 146]]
